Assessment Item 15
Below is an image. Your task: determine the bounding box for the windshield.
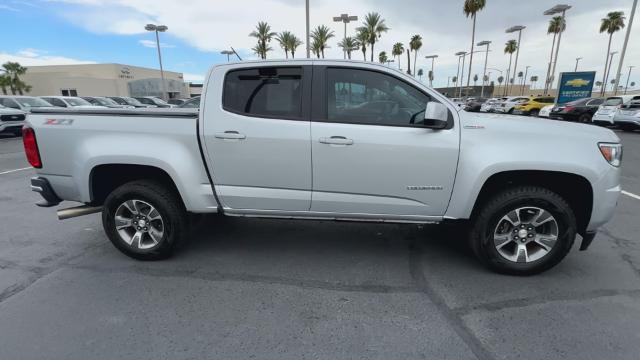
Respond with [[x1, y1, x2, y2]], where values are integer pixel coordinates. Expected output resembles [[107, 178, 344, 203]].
[[179, 98, 200, 108], [94, 97, 119, 106], [123, 97, 144, 106], [65, 98, 92, 106], [16, 97, 53, 107], [151, 97, 168, 105], [604, 97, 623, 106]]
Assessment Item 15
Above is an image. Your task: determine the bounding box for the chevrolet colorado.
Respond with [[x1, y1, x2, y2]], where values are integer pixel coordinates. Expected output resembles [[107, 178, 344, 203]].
[[23, 60, 622, 275]]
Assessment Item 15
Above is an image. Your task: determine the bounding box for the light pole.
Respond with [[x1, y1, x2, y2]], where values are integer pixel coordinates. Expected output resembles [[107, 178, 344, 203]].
[[544, 5, 571, 95], [624, 65, 635, 94], [145, 24, 169, 101], [477, 40, 491, 98], [506, 25, 526, 96], [333, 14, 358, 59], [455, 51, 467, 97], [455, 52, 464, 96], [221, 50, 234, 62], [521, 65, 531, 95], [306, 0, 310, 58], [604, 51, 618, 95], [574, 57, 582, 71], [424, 55, 438, 87], [613, 0, 638, 95]]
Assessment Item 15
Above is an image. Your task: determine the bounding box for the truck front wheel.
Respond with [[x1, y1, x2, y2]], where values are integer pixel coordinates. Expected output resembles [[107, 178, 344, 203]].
[[470, 186, 577, 275], [102, 180, 187, 260]]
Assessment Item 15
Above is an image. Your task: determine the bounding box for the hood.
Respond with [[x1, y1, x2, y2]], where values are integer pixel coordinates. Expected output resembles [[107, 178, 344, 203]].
[[460, 111, 620, 143], [0, 108, 26, 115]]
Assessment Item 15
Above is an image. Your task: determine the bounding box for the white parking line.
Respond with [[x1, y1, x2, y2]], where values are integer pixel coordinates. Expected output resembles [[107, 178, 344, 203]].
[[622, 190, 640, 201], [0, 167, 32, 175]]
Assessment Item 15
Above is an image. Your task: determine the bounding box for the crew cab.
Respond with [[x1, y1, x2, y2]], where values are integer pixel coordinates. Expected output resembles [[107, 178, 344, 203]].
[[23, 60, 622, 275]]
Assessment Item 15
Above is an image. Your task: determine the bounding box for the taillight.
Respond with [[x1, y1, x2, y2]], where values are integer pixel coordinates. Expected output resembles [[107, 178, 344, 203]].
[[22, 126, 42, 168], [563, 106, 575, 112]]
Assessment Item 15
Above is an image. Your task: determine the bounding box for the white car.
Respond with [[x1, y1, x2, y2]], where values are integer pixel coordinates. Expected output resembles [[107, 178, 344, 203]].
[[39, 96, 107, 109], [539, 104, 554, 118], [494, 96, 530, 114], [592, 95, 640, 126], [0, 105, 26, 136], [480, 97, 506, 113], [0, 96, 55, 112]]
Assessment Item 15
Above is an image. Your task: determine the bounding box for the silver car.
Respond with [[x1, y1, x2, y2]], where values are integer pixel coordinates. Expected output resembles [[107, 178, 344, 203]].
[[613, 100, 640, 132]]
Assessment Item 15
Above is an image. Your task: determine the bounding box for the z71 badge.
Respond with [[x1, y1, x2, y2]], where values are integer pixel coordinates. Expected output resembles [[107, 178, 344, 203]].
[[44, 119, 74, 125]]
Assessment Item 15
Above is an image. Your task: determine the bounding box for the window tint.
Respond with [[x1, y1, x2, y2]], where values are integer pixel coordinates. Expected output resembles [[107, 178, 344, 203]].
[[223, 67, 303, 119], [326, 68, 432, 126], [604, 97, 623, 106], [0, 98, 19, 109], [586, 98, 603, 106]]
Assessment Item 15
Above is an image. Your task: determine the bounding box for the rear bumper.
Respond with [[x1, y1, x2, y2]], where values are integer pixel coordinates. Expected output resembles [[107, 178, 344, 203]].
[[592, 113, 615, 125], [613, 117, 640, 128], [30, 177, 62, 207]]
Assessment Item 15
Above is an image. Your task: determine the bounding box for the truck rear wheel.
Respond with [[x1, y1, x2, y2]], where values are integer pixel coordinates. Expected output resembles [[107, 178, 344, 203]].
[[469, 186, 577, 275], [102, 180, 187, 260]]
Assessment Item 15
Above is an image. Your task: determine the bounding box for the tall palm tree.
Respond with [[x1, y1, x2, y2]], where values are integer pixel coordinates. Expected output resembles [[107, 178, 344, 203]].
[[356, 28, 370, 61], [288, 34, 303, 59], [378, 51, 388, 64], [417, 68, 424, 80], [530, 75, 538, 90], [452, 76, 458, 87], [311, 38, 322, 58], [357, 12, 389, 62], [2, 62, 30, 95], [276, 31, 294, 59], [497, 76, 504, 87], [504, 40, 518, 96], [599, 11, 626, 95], [463, 0, 486, 87], [473, 74, 479, 86], [0, 74, 10, 95], [544, 16, 566, 93], [338, 37, 359, 60], [310, 25, 335, 59], [392, 43, 404, 70], [409, 35, 422, 76], [249, 21, 276, 59]]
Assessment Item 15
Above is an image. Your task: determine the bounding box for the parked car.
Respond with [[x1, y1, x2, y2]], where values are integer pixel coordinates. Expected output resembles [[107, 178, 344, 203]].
[[134, 96, 176, 108], [108, 96, 157, 108], [0, 105, 26, 136], [167, 99, 188, 106], [177, 97, 201, 108], [512, 96, 555, 116], [592, 95, 640, 126], [613, 99, 640, 132], [494, 96, 530, 114], [538, 104, 554, 118], [24, 60, 621, 276], [39, 96, 106, 109], [82, 96, 135, 109], [549, 97, 604, 123], [480, 98, 506, 113], [464, 98, 487, 112], [0, 96, 54, 112]]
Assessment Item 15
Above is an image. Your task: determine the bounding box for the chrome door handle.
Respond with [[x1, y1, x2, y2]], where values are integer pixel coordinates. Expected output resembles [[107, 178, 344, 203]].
[[214, 131, 246, 140], [319, 136, 354, 145]]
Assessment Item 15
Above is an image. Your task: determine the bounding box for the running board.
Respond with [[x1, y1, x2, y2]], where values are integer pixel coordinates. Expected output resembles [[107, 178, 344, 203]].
[[57, 205, 103, 220]]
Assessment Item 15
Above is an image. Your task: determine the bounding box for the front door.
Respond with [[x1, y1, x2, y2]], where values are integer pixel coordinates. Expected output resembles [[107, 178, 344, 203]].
[[310, 66, 459, 219], [202, 65, 312, 212]]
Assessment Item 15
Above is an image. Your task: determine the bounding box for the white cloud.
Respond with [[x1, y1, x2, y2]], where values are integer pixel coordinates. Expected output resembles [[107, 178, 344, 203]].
[[0, 49, 95, 66], [138, 39, 175, 48]]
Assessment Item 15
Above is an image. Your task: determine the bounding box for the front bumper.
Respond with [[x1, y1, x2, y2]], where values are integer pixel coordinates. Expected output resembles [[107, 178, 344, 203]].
[[0, 121, 25, 133], [31, 177, 62, 207]]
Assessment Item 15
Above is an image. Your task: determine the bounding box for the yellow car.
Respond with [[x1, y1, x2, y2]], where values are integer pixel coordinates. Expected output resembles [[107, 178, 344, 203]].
[[512, 96, 556, 116]]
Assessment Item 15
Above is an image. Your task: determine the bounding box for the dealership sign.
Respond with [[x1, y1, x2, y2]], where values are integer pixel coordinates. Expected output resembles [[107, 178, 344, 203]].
[[556, 71, 596, 104]]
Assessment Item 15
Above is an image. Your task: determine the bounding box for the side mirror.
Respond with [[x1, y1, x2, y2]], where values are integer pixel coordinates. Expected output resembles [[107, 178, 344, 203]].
[[422, 102, 449, 129]]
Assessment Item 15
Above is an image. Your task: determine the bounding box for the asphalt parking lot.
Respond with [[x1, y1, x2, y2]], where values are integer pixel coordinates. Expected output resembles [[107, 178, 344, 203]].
[[1, 129, 640, 360]]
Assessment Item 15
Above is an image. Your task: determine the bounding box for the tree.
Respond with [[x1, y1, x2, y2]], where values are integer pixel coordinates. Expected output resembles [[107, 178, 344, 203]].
[[310, 25, 335, 59], [504, 40, 518, 95], [378, 51, 388, 64], [288, 34, 303, 59], [357, 12, 389, 62], [356, 28, 370, 61], [473, 74, 478, 85], [452, 76, 458, 85], [0, 74, 9, 95], [497, 76, 504, 86], [338, 37, 359, 60], [392, 43, 404, 70], [249, 21, 276, 59], [2, 62, 31, 95], [545, 16, 566, 93], [311, 38, 322, 58], [631, 81, 636, 87], [595, 80, 603, 89], [409, 34, 422, 76], [530, 75, 538, 89], [463, 0, 487, 87], [599, 11, 626, 95], [417, 68, 424, 80], [276, 31, 294, 59]]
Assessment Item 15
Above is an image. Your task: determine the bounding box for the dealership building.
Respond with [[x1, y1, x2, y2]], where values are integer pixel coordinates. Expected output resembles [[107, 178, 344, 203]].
[[21, 63, 201, 99]]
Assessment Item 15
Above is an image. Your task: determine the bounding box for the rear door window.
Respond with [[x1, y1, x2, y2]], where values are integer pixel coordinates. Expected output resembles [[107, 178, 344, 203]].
[[223, 67, 303, 119], [604, 97, 623, 106]]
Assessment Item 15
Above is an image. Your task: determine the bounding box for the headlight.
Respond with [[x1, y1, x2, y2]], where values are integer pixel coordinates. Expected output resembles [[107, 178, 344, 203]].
[[598, 143, 623, 167]]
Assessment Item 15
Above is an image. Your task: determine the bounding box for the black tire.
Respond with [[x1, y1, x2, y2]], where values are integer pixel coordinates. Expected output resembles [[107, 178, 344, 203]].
[[469, 186, 577, 275], [102, 180, 187, 260], [530, 109, 539, 117], [578, 114, 592, 123], [507, 108, 514, 114]]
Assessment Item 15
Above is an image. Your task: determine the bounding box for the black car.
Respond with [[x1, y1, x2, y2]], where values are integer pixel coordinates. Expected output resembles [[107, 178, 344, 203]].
[[464, 98, 487, 112], [549, 97, 604, 123]]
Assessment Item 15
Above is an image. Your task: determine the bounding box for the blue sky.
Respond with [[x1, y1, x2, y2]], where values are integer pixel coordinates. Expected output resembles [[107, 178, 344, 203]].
[[1, 0, 638, 87]]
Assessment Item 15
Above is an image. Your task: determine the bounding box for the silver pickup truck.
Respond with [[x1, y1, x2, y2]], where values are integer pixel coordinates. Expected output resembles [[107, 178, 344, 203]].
[[23, 60, 622, 275]]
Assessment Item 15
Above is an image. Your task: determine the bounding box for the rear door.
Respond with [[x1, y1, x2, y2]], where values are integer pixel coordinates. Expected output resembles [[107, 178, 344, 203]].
[[309, 66, 459, 219], [201, 64, 312, 212]]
